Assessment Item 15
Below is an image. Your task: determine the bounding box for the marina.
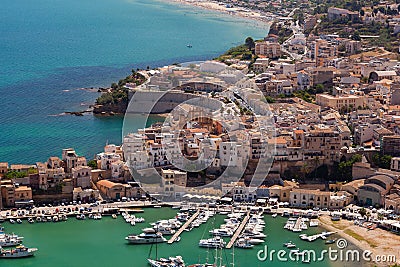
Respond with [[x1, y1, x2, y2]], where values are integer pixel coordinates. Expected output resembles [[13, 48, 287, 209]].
[[0, 206, 338, 266]]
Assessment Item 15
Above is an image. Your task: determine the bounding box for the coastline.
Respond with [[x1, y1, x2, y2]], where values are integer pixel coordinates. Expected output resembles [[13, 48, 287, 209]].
[[156, 0, 272, 29]]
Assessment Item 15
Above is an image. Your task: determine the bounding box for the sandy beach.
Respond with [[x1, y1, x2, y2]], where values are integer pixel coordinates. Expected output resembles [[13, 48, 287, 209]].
[[158, 0, 272, 29], [319, 215, 400, 266]]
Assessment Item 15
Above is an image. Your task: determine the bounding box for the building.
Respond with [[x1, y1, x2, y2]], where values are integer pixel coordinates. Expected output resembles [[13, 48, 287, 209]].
[[391, 157, 400, 172], [357, 174, 395, 206], [255, 41, 282, 59], [62, 148, 87, 173], [382, 135, 400, 156], [72, 187, 99, 202], [0, 162, 8, 178], [96, 180, 134, 200], [316, 93, 366, 111], [289, 188, 331, 208], [71, 166, 92, 189], [14, 185, 33, 207], [327, 7, 359, 21], [161, 169, 187, 199]]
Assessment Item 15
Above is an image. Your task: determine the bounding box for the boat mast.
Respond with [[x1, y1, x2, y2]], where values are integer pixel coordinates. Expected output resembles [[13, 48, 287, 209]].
[[231, 245, 235, 267]]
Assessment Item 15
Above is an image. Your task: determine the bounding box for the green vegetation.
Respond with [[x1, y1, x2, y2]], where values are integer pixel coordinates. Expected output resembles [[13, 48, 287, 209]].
[[87, 160, 98, 169], [372, 153, 392, 169], [335, 154, 362, 181], [96, 70, 146, 106], [4, 170, 28, 179]]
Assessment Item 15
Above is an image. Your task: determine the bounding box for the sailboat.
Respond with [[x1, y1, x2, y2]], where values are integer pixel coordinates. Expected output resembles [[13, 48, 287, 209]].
[[147, 226, 184, 266]]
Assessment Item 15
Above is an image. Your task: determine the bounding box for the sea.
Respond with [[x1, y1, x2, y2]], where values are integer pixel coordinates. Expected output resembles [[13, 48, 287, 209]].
[[2, 208, 348, 267], [0, 0, 269, 164]]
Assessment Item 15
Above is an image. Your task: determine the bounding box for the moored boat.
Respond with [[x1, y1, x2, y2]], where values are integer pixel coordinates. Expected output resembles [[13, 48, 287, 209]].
[[148, 255, 185, 267], [125, 232, 167, 244], [0, 245, 38, 258]]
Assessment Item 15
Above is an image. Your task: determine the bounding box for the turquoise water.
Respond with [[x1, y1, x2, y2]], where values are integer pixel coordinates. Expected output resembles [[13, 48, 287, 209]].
[[0, 0, 269, 164], [2, 208, 337, 267]]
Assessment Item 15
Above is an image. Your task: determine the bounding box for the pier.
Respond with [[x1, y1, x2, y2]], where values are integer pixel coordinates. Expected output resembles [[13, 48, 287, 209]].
[[168, 209, 200, 244], [292, 217, 302, 232], [226, 211, 250, 249]]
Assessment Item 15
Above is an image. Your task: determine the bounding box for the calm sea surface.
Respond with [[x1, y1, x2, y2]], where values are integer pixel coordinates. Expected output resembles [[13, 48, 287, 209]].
[[0, 0, 269, 164], [2, 208, 342, 267]]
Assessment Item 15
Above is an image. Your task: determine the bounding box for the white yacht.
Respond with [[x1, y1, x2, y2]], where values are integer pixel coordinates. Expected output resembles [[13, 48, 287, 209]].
[[0, 245, 38, 258], [125, 232, 166, 244], [198, 237, 226, 248], [0, 237, 22, 247], [148, 255, 185, 267], [209, 228, 233, 237]]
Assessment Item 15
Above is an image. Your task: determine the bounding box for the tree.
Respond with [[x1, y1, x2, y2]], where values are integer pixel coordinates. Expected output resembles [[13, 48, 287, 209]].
[[359, 207, 367, 217], [88, 160, 98, 169], [352, 31, 361, 41], [315, 84, 324, 93], [245, 37, 255, 51]]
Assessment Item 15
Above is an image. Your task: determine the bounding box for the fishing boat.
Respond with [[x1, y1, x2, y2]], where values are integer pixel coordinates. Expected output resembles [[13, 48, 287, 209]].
[[9, 219, 15, 224], [0, 245, 38, 258]]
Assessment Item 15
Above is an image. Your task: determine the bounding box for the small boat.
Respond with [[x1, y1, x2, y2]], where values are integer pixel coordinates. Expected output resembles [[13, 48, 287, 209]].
[[0, 245, 38, 258], [36, 217, 42, 223], [325, 239, 336, 244], [28, 218, 35, 224], [272, 213, 278, 218], [186, 44, 192, 48], [283, 241, 296, 248], [16, 219, 22, 224], [154, 205, 162, 208], [9, 219, 15, 224], [309, 220, 319, 227], [112, 214, 117, 219]]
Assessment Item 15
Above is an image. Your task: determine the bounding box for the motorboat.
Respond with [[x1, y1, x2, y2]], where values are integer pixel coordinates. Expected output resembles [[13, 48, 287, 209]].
[[0, 245, 37, 258], [9, 219, 15, 224], [235, 240, 254, 249], [28, 218, 35, 224], [125, 232, 166, 244], [309, 220, 319, 227], [16, 219, 22, 224], [112, 214, 117, 219], [198, 237, 226, 248], [0, 237, 22, 247], [148, 255, 185, 267], [272, 213, 278, 218], [325, 239, 336, 244], [209, 228, 233, 237], [283, 241, 296, 248]]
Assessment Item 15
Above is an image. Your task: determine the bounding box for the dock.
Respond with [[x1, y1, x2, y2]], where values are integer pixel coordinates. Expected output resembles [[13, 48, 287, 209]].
[[292, 217, 302, 232], [226, 211, 250, 249], [168, 209, 200, 244]]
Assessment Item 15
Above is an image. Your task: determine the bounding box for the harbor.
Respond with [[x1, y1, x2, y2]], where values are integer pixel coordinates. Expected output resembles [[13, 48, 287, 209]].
[[0, 205, 353, 266]]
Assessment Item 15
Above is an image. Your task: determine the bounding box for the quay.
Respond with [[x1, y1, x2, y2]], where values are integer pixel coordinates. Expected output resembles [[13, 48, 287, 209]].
[[226, 211, 250, 249], [168, 209, 201, 244]]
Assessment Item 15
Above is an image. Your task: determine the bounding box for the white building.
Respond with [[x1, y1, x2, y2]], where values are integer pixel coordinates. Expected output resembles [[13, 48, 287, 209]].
[[96, 152, 121, 170]]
